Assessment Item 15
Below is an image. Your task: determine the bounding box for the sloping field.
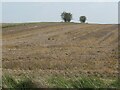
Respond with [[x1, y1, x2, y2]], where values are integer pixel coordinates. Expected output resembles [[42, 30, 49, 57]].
[[2, 23, 118, 86]]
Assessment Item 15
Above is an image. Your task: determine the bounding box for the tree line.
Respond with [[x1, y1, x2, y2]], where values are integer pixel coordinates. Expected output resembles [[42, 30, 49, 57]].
[[61, 11, 87, 23]]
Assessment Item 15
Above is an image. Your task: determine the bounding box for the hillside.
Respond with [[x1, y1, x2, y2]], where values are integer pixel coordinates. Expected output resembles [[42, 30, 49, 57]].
[[2, 22, 119, 87]]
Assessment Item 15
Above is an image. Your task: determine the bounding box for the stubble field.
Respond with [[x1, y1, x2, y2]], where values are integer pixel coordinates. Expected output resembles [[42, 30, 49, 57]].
[[2, 22, 119, 88]]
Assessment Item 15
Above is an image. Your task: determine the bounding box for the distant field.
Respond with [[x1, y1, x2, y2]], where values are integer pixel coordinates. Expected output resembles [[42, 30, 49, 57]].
[[2, 22, 119, 88]]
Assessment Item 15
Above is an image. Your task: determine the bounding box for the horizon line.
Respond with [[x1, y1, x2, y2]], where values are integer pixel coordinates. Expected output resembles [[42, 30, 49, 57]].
[[1, 21, 119, 25]]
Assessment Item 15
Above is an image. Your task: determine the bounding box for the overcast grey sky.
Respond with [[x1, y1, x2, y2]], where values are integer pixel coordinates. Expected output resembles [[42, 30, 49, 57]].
[[2, 2, 118, 24]]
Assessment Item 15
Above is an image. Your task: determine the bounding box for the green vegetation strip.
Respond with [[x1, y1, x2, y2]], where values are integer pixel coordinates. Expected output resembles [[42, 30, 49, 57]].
[[2, 75, 120, 89], [2, 23, 24, 28], [48, 76, 119, 88], [2, 75, 37, 90]]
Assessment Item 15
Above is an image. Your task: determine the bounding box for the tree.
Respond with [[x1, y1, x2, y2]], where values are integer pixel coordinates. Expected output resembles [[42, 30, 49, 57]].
[[61, 12, 72, 22], [80, 16, 87, 23]]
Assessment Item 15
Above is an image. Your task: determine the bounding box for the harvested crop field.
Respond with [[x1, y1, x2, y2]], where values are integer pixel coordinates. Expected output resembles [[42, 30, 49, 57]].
[[2, 22, 119, 87]]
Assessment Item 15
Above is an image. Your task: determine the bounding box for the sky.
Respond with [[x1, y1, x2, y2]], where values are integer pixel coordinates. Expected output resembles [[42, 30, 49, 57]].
[[1, 0, 120, 2], [2, 2, 119, 24]]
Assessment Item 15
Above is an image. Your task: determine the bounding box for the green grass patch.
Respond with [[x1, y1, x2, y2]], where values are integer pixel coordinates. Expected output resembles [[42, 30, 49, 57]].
[[48, 76, 120, 89], [2, 74, 120, 89], [48, 76, 73, 88], [109, 79, 120, 88], [2, 75, 37, 90], [71, 77, 105, 88]]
